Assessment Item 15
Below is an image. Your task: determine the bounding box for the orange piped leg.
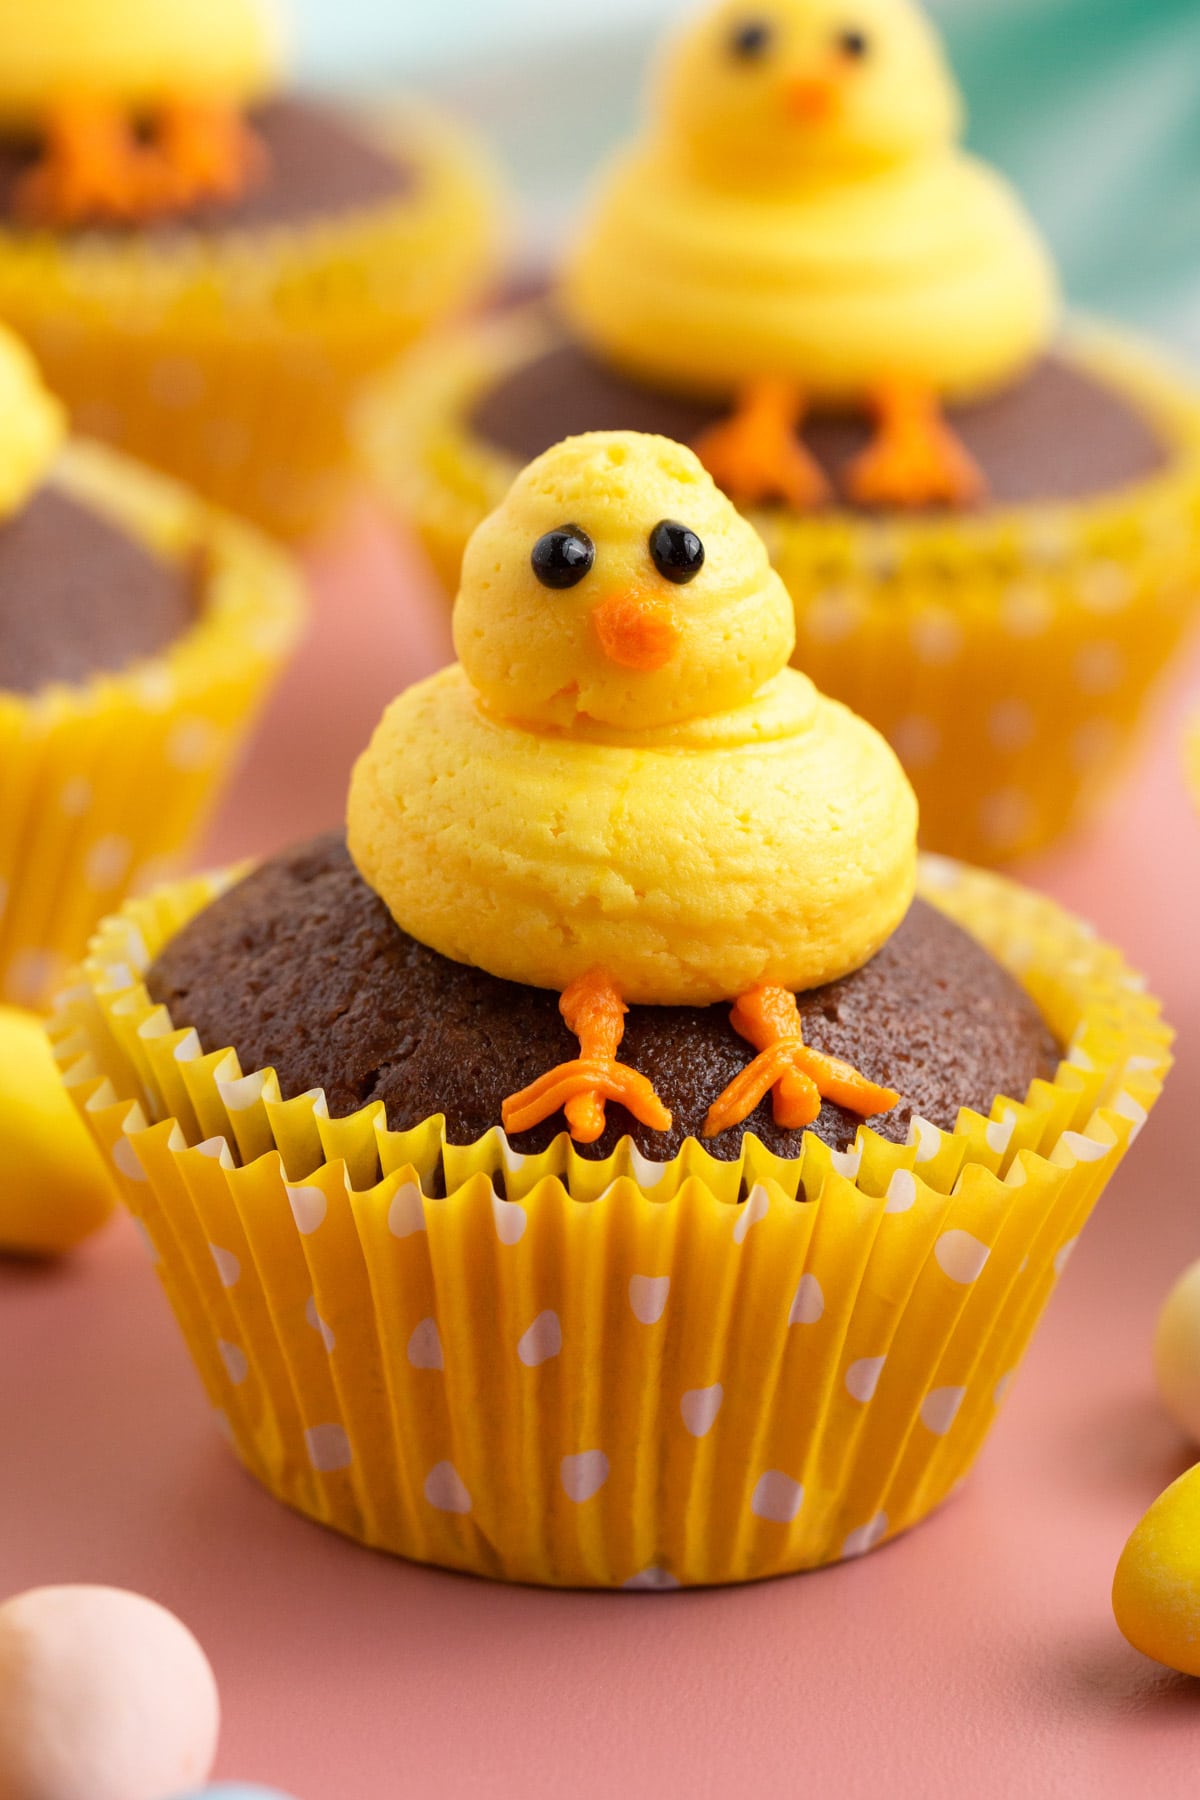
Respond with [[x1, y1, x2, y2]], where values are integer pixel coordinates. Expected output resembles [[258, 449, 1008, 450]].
[[703, 985, 899, 1139], [14, 99, 167, 228], [502, 969, 672, 1146], [845, 377, 986, 509], [153, 99, 268, 210], [693, 379, 831, 510]]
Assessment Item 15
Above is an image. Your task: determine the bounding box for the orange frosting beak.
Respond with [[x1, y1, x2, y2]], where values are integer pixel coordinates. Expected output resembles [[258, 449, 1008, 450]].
[[783, 74, 843, 124], [592, 592, 682, 672]]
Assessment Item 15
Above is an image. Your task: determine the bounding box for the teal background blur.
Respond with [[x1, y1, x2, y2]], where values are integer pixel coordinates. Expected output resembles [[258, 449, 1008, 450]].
[[292, 0, 1200, 354]]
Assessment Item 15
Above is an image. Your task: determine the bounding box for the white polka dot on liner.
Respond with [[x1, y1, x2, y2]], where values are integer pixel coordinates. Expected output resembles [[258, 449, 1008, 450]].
[[842, 1512, 888, 1559], [889, 715, 940, 769], [387, 1181, 426, 1238], [920, 1386, 966, 1436], [988, 699, 1035, 753], [789, 1273, 824, 1325], [885, 1170, 916, 1214], [406, 1317, 443, 1370], [560, 1451, 609, 1504], [209, 1244, 241, 1288], [305, 1423, 352, 1473], [733, 1185, 769, 1243], [492, 1194, 527, 1245], [750, 1471, 804, 1524], [845, 1356, 886, 1403], [517, 1310, 562, 1368], [424, 1461, 471, 1514], [628, 1275, 670, 1325], [305, 1296, 336, 1353], [217, 1341, 248, 1386], [623, 1567, 681, 1591], [934, 1230, 991, 1285], [679, 1384, 723, 1439], [166, 717, 221, 771], [85, 835, 133, 889], [112, 1137, 147, 1183], [1073, 640, 1124, 695], [286, 1184, 326, 1236], [59, 775, 92, 816]]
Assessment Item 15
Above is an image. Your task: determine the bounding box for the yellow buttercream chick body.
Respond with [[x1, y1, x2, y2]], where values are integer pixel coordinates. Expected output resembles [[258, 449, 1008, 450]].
[[0, 0, 284, 227], [0, 327, 65, 520], [563, 0, 1058, 510], [349, 430, 916, 1144]]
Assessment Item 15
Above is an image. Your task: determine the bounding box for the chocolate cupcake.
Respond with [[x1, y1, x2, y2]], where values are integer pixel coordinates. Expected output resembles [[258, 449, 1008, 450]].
[[361, 0, 1200, 862], [0, 0, 500, 538], [0, 318, 301, 1254], [56, 432, 1169, 1585]]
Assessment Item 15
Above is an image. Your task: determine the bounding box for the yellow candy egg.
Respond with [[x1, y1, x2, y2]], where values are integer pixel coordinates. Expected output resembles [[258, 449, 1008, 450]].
[[0, 1005, 114, 1255], [1113, 1465, 1200, 1677], [1154, 1259, 1200, 1443]]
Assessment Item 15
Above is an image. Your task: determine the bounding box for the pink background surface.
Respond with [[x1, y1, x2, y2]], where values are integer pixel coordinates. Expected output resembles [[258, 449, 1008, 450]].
[[4, 509, 1200, 1799]]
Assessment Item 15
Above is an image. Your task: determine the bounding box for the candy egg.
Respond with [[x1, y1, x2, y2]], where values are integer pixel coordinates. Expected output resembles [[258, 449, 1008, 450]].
[[1154, 1259, 1200, 1442], [0, 1585, 219, 1800], [174, 1787, 298, 1798], [1112, 1464, 1200, 1676], [0, 1005, 114, 1255]]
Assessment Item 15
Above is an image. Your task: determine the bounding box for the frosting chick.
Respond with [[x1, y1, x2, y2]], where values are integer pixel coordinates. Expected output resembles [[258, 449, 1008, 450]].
[[0, 0, 284, 227], [0, 328, 65, 520], [349, 430, 916, 1146], [563, 0, 1058, 510]]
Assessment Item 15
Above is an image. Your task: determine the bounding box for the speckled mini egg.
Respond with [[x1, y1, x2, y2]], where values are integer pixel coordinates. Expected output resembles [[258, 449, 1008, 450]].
[[173, 1787, 299, 1798], [0, 1585, 218, 1800], [1154, 1259, 1200, 1442], [1112, 1463, 1200, 1676]]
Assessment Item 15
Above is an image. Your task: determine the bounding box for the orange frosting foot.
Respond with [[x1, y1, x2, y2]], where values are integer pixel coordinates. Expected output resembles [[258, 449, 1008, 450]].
[[501, 968, 672, 1146], [845, 379, 986, 509], [693, 380, 830, 511], [155, 99, 268, 211], [703, 985, 898, 1138], [15, 100, 167, 228]]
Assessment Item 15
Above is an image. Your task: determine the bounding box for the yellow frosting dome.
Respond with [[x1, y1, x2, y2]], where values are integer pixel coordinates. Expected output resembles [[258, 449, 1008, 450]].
[[348, 431, 917, 1007], [0, 0, 284, 124], [563, 0, 1058, 402], [0, 328, 65, 521]]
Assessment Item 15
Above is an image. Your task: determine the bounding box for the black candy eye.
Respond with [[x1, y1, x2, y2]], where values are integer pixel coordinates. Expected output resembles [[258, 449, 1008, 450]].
[[531, 524, 595, 589], [835, 26, 870, 58], [729, 18, 773, 59], [649, 520, 705, 584]]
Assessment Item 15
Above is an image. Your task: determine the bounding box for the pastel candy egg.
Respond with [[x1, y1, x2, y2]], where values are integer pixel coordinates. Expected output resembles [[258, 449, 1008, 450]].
[[174, 1788, 298, 1798], [1154, 1260, 1200, 1442], [174, 1789, 298, 1798], [0, 1585, 219, 1800], [1112, 1464, 1200, 1676]]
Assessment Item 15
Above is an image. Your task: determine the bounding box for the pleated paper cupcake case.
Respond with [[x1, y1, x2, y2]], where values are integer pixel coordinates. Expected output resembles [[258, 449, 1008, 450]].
[[0, 442, 303, 1009], [50, 857, 1169, 1587], [0, 106, 500, 539], [361, 310, 1200, 861]]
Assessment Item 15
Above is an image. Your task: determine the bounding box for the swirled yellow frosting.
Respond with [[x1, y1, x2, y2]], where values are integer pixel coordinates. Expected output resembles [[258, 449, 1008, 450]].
[[0, 329, 65, 521], [0, 0, 283, 125], [563, 0, 1058, 401], [348, 432, 917, 1006]]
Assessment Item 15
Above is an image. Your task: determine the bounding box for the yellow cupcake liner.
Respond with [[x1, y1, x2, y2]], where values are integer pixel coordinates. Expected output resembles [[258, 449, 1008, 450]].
[[361, 308, 1200, 862], [50, 856, 1168, 1587], [0, 104, 500, 540], [0, 439, 304, 1013]]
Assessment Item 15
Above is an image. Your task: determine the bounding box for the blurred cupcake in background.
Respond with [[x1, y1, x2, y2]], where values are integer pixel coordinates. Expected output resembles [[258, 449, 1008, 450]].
[[362, 0, 1200, 865], [0, 321, 302, 1254], [0, 0, 501, 541], [54, 432, 1169, 1584]]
